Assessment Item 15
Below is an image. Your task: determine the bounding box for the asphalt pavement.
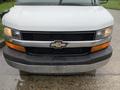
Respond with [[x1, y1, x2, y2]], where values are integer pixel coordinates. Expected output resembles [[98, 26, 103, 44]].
[[0, 9, 120, 90]]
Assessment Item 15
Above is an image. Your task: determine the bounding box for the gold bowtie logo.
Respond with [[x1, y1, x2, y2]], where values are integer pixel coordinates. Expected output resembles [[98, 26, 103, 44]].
[[50, 40, 67, 49]]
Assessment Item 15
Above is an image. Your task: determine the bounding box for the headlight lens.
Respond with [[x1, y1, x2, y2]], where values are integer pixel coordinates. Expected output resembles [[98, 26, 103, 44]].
[[12, 30, 21, 39], [96, 26, 113, 39], [4, 27, 21, 39]]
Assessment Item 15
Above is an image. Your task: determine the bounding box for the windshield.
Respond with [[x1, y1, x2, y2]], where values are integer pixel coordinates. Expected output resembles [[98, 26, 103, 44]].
[[16, 0, 99, 6]]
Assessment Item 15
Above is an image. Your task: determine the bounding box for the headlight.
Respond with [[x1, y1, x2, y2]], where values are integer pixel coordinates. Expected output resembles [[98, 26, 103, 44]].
[[4, 27, 12, 37], [4, 27, 21, 40], [96, 26, 113, 40]]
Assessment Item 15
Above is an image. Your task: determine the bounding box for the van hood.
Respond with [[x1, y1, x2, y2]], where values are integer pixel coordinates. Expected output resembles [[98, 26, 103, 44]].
[[3, 6, 113, 31]]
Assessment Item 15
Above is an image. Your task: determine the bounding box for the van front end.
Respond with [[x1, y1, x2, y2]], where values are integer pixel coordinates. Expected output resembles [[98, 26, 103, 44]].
[[3, 29, 113, 74], [2, 0, 114, 74]]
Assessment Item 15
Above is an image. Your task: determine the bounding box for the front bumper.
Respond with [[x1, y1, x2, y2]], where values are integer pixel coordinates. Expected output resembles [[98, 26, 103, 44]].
[[3, 46, 112, 74]]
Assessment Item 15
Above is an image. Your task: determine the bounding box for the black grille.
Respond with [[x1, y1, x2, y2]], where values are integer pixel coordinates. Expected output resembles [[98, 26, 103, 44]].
[[26, 47, 91, 55], [21, 31, 96, 41]]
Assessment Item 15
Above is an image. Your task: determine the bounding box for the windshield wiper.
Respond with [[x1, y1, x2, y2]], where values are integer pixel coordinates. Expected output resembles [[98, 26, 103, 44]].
[[60, 3, 86, 6], [91, 0, 94, 5], [59, 0, 63, 5]]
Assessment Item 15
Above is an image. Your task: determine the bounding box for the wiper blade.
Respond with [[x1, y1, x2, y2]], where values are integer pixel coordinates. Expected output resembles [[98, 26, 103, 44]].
[[60, 3, 85, 6], [59, 0, 63, 5]]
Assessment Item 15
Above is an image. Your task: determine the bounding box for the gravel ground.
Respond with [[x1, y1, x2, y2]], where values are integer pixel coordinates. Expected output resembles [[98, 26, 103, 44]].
[[0, 9, 120, 90]]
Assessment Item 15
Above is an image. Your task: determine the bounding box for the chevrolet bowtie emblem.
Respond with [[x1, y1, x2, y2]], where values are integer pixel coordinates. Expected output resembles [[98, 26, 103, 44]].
[[50, 40, 68, 49]]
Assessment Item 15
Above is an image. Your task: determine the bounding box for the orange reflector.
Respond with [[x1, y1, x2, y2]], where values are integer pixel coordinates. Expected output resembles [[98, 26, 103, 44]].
[[91, 42, 110, 53], [5, 42, 26, 52]]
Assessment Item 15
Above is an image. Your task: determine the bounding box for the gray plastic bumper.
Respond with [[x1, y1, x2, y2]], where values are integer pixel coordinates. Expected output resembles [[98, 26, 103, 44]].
[[3, 46, 112, 74]]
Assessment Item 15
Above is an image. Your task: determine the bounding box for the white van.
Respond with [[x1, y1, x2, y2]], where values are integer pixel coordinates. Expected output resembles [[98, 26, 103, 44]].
[[1, 0, 114, 74]]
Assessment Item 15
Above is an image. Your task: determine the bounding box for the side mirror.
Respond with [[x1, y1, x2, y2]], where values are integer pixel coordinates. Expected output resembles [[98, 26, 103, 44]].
[[0, 10, 9, 19], [0, 12, 4, 19], [100, 0, 109, 4]]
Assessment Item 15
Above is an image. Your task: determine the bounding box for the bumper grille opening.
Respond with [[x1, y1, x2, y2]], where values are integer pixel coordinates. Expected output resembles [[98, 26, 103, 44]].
[[26, 47, 91, 55], [21, 31, 96, 41]]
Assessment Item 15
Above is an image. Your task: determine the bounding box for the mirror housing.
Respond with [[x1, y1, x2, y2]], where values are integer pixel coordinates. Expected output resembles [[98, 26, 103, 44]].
[[100, 0, 109, 4], [0, 10, 9, 19], [0, 12, 4, 19]]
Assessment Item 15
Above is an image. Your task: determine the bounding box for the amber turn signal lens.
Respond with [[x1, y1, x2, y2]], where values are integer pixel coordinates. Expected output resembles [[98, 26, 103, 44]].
[[91, 42, 110, 53], [5, 42, 26, 52]]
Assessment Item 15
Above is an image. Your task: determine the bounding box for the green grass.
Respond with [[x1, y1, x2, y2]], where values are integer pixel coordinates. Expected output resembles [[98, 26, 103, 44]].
[[0, 2, 14, 12], [0, 23, 4, 39], [103, 0, 120, 10], [0, 2, 14, 39]]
